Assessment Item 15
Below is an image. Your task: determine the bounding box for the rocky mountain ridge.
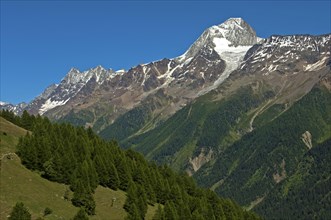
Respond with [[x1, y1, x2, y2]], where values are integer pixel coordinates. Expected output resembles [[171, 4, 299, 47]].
[[4, 18, 261, 129], [2, 18, 330, 135]]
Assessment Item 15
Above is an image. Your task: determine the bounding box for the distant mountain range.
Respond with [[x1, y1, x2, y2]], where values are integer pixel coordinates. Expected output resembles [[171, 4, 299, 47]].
[[2, 17, 330, 219]]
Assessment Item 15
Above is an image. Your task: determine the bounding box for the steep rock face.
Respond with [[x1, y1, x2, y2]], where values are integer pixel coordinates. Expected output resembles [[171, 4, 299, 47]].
[[187, 148, 214, 175]]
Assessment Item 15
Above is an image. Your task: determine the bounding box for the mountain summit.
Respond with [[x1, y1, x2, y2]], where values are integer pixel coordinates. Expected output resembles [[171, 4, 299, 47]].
[[14, 18, 260, 118], [218, 17, 258, 46], [179, 17, 258, 61]]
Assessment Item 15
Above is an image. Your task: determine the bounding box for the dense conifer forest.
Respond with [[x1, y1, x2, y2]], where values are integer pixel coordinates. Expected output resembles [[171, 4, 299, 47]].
[[1, 110, 260, 219]]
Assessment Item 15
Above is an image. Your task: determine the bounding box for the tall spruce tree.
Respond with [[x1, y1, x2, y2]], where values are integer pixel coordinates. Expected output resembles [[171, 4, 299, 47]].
[[136, 184, 148, 219], [108, 162, 120, 190], [123, 182, 137, 215]]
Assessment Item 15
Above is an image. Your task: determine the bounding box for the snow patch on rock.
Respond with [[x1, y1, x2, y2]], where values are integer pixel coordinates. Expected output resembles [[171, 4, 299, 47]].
[[39, 98, 69, 115]]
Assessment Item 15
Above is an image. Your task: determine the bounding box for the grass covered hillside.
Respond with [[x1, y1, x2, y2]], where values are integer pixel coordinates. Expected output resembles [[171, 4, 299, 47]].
[[0, 113, 260, 220], [0, 117, 143, 220]]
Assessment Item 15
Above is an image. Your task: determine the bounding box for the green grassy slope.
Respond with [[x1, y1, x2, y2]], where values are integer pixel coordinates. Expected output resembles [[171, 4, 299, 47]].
[[0, 117, 156, 220], [0, 117, 27, 154]]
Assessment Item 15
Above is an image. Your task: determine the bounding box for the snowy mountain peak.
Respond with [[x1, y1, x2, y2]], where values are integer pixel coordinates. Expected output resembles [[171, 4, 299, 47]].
[[92, 65, 106, 72], [69, 67, 80, 74], [217, 17, 258, 46], [178, 18, 258, 62], [0, 101, 9, 105]]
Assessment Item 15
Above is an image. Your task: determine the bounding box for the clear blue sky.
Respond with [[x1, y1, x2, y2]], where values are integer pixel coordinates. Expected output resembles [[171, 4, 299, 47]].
[[1, 1, 330, 104]]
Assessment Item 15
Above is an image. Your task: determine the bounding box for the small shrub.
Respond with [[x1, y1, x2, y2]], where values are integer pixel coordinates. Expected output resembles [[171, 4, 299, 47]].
[[43, 207, 53, 216]]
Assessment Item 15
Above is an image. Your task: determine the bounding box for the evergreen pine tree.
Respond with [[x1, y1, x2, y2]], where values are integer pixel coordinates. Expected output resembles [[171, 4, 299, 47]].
[[136, 184, 148, 219], [145, 183, 157, 205], [123, 182, 137, 214], [164, 201, 179, 220], [71, 179, 96, 215], [125, 203, 141, 220], [116, 156, 131, 190], [72, 208, 89, 220], [21, 110, 33, 130], [94, 155, 109, 186], [108, 162, 120, 190], [8, 202, 31, 220]]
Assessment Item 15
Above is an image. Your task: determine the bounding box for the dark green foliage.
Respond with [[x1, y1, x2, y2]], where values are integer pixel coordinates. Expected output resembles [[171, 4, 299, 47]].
[[164, 201, 179, 220], [194, 86, 331, 218], [196, 87, 268, 148], [7, 111, 260, 219], [21, 110, 35, 130], [123, 182, 148, 219], [43, 207, 52, 216], [8, 202, 31, 220], [71, 187, 96, 215], [100, 89, 171, 143], [58, 109, 94, 128], [100, 106, 150, 142], [113, 87, 272, 171], [255, 138, 331, 219], [124, 203, 141, 220], [72, 208, 89, 220], [123, 182, 138, 217], [108, 162, 120, 190]]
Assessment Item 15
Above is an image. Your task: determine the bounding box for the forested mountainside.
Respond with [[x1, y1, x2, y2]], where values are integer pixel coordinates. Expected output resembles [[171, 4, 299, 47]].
[[1, 111, 260, 220], [102, 72, 331, 219], [255, 138, 331, 219], [194, 83, 331, 218]]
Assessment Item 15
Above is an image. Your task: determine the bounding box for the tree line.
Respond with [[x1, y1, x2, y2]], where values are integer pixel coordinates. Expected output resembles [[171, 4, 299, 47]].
[[1, 110, 260, 219]]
